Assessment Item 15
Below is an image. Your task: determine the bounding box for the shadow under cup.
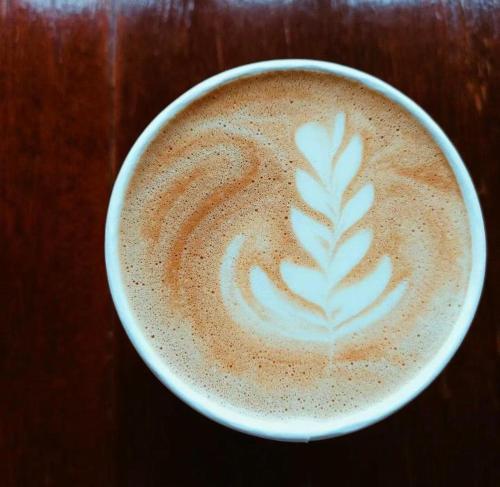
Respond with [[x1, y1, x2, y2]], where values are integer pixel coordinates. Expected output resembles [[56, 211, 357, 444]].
[[105, 60, 486, 442]]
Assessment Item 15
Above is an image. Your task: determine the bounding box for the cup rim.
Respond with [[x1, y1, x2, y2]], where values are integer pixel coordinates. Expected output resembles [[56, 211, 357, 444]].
[[105, 59, 486, 442]]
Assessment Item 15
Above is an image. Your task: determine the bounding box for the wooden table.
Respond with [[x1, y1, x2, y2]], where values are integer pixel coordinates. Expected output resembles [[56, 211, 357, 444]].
[[1, 1, 498, 485]]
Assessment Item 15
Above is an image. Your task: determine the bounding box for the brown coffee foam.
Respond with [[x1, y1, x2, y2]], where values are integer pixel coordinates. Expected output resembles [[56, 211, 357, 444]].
[[120, 71, 471, 420]]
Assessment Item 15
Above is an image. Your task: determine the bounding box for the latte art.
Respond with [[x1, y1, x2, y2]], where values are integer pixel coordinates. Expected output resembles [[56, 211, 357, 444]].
[[221, 114, 408, 342], [120, 71, 471, 421]]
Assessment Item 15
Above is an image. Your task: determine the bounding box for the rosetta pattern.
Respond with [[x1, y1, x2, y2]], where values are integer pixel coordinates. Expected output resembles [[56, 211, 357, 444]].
[[220, 113, 407, 342]]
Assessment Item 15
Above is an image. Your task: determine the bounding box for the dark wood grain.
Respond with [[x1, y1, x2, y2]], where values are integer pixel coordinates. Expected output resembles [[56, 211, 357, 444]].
[[1, 1, 499, 486], [0, 1, 116, 485]]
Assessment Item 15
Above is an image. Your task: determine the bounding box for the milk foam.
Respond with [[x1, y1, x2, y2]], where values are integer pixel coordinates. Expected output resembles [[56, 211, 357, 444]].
[[120, 71, 471, 421], [220, 114, 408, 342]]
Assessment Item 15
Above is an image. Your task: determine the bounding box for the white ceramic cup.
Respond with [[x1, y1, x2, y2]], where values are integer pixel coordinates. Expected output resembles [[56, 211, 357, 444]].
[[105, 59, 486, 442]]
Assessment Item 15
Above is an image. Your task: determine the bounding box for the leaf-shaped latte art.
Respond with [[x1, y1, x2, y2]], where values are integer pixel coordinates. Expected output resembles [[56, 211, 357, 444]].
[[338, 184, 374, 235], [295, 169, 332, 219], [327, 229, 372, 290], [220, 113, 407, 342]]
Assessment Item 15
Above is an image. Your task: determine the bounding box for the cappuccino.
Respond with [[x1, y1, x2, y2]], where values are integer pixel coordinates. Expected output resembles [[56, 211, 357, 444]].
[[119, 71, 471, 421]]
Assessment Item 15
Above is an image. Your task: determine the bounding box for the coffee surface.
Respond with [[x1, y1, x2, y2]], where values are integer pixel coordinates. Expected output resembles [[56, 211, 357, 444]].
[[120, 71, 471, 420]]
